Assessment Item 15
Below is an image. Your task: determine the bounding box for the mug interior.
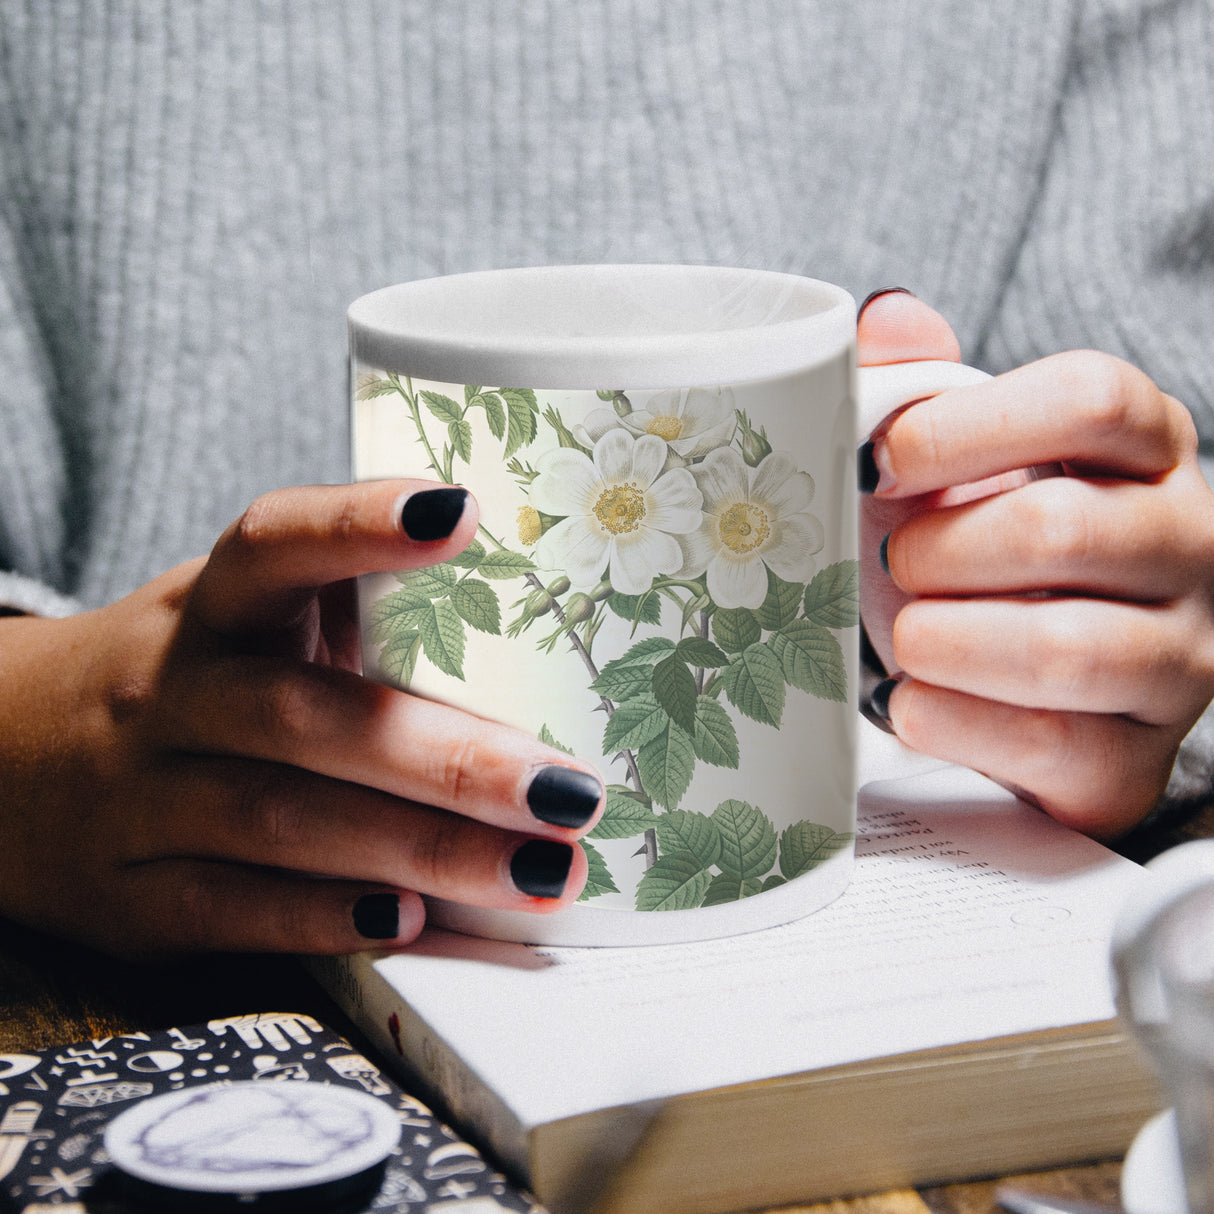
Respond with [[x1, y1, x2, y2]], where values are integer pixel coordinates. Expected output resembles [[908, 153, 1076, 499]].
[[348, 264, 854, 388]]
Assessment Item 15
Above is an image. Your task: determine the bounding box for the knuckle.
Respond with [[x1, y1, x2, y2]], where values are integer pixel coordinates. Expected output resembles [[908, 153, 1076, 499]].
[[237, 766, 306, 849], [105, 669, 159, 728], [250, 672, 316, 752], [1017, 484, 1094, 569], [229, 492, 284, 554], [433, 734, 483, 807], [1031, 611, 1096, 700], [1064, 350, 1140, 436], [329, 496, 360, 546], [898, 406, 947, 475], [403, 815, 468, 890]]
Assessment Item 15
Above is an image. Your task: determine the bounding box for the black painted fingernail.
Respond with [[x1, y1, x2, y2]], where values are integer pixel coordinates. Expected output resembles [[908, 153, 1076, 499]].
[[879, 532, 891, 576], [858, 286, 916, 319], [858, 441, 880, 494], [510, 839, 574, 899], [870, 678, 898, 723], [353, 892, 400, 939], [401, 487, 468, 541], [527, 766, 603, 828]]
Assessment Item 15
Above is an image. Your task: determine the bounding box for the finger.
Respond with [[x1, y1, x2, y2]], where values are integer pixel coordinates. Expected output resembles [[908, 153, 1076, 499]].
[[159, 656, 604, 835], [874, 351, 1196, 498], [856, 289, 962, 366], [883, 473, 1208, 601], [892, 595, 1214, 725], [99, 862, 429, 959], [135, 756, 589, 912], [879, 678, 1181, 838], [191, 481, 480, 634]]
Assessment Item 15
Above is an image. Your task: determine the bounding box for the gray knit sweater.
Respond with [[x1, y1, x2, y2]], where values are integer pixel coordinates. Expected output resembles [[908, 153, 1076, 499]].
[[2, 1, 1213, 793]]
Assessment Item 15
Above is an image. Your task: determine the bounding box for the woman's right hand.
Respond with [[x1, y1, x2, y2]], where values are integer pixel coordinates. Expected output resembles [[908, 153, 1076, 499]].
[[0, 480, 604, 959]]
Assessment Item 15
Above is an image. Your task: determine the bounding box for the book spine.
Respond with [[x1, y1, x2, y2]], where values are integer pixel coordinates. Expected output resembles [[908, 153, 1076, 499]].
[[306, 953, 533, 1181]]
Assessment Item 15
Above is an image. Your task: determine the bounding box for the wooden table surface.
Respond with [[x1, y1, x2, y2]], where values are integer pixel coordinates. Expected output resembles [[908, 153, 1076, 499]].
[[3, 799, 1210, 1214]]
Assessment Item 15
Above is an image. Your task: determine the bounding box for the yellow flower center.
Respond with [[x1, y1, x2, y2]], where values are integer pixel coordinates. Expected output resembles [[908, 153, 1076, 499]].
[[517, 505, 542, 546], [718, 501, 771, 555], [593, 482, 646, 535], [646, 415, 684, 442]]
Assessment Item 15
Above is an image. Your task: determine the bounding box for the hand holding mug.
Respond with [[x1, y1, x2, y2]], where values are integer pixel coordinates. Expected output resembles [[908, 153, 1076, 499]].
[[858, 289, 1214, 837], [0, 479, 604, 959]]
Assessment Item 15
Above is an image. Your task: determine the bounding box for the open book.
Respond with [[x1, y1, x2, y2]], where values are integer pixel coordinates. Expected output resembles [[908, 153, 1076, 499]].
[[308, 722, 1163, 1214]]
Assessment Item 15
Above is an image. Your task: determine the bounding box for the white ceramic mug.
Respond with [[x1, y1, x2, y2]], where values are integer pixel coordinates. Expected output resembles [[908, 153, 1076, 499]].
[[1113, 839, 1214, 1214], [349, 265, 980, 946]]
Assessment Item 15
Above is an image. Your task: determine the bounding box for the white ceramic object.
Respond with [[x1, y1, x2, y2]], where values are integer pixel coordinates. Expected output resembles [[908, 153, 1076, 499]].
[[104, 1081, 401, 1198], [1113, 839, 1214, 1214], [349, 266, 986, 946]]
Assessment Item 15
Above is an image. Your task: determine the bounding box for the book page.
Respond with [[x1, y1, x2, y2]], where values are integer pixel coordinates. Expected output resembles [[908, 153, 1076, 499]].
[[368, 724, 1148, 1128]]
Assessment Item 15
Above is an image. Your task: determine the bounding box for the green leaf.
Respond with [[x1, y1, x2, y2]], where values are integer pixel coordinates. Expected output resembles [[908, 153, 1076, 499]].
[[608, 591, 662, 626], [637, 722, 697, 811], [591, 662, 656, 703], [598, 636, 677, 673], [779, 822, 855, 879], [712, 800, 779, 879], [577, 839, 619, 901], [478, 549, 538, 580], [654, 810, 721, 868], [451, 579, 501, 635], [415, 598, 467, 680], [378, 627, 421, 686], [368, 586, 429, 635], [651, 654, 697, 736], [804, 560, 860, 629], [447, 539, 487, 569], [602, 695, 670, 753], [635, 853, 712, 911], [588, 790, 659, 839], [755, 569, 805, 631], [501, 387, 539, 412], [475, 548, 539, 580], [593, 638, 678, 697], [691, 695, 740, 769], [760, 874, 787, 891], [354, 376, 398, 400], [676, 636, 729, 669], [477, 392, 507, 439], [712, 607, 762, 653], [502, 389, 539, 457], [420, 390, 463, 423], [448, 417, 473, 463], [721, 643, 786, 726], [395, 563, 458, 599], [701, 872, 763, 906], [769, 619, 847, 702], [538, 725, 573, 754]]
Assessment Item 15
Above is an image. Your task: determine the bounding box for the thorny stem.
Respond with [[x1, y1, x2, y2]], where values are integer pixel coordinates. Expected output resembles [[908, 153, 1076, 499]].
[[522, 572, 645, 797], [403, 382, 651, 858], [396, 377, 454, 485]]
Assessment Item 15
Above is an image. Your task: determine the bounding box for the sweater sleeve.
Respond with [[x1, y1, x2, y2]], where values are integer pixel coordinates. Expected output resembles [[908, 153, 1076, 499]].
[[978, 0, 1214, 810], [0, 159, 77, 615]]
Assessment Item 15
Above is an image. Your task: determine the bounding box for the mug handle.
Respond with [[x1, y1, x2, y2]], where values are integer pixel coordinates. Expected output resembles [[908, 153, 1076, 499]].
[[854, 360, 992, 683], [856, 359, 991, 441]]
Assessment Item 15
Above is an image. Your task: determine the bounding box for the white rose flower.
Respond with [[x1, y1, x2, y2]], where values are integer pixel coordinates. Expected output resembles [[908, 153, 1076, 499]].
[[529, 430, 704, 596], [577, 387, 737, 462], [678, 447, 824, 609]]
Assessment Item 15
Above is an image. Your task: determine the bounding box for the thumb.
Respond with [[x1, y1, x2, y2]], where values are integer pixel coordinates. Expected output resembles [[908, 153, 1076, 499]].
[[857, 288, 961, 367]]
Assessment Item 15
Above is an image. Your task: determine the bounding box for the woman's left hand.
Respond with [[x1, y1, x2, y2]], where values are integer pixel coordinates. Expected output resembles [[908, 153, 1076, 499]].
[[858, 289, 1214, 838]]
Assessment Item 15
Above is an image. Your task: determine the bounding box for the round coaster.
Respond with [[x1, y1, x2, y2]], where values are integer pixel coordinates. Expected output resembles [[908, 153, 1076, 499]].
[[103, 1080, 401, 1207]]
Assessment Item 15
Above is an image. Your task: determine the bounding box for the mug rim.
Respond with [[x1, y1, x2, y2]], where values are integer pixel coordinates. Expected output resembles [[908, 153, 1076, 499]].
[[348, 264, 855, 389]]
